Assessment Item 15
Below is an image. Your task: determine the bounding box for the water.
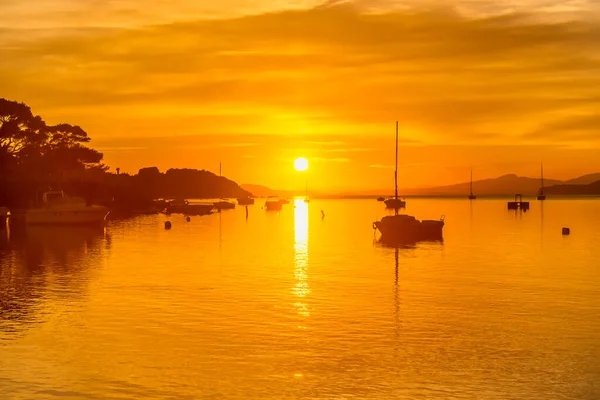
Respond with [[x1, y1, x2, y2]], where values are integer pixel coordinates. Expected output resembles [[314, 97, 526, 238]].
[[1, 198, 600, 399]]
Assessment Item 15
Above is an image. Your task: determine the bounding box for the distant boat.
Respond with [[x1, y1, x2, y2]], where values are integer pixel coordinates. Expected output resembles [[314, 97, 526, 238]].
[[374, 122, 444, 243], [214, 200, 236, 210], [25, 191, 109, 225], [537, 163, 546, 201], [265, 199, 283, 211], [377, 197, 385, 202], [165, 199, 213, 215], [384, 123, 406, 209], [304, 197, 310, 203], [279, 199, 290, 205], [469, 168, 476, 200], [385, 197, 406, 209], [237, 197, 254, 206]]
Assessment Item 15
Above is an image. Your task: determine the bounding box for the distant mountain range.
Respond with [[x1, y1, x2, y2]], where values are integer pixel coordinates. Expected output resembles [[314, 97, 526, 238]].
[[244, 173, 600, 198]]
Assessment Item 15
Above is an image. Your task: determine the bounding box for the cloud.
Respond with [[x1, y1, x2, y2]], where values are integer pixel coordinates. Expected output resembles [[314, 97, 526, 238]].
[[175, 142, 259, 150], [1, 3, 599, 146], [304, 141, 346, 145], [313, 157, 352, 162], [525, 114, 600, 143], [369, 164, 394, 169], [324, 148, 374, 152], [97, 146, 147, 152]]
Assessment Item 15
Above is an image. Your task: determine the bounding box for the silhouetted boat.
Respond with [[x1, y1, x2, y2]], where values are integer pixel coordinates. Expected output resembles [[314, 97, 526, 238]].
[[279, 199, 290, 205], [304, 197, 310, 203], [384, 122, 406, 209], [469, 168, 476, 200], [25, 191, 109, 225], [265, 198, 283, 211], [374, 214, 445, 243], [237, 197, 254, 206], [374, 122, 444, 243], [537, 163, 546, 201], [165, 199, 213, 215], [385, 198, 406, 209], [377, 197, 385, 202], [214, 200, 236, 210]]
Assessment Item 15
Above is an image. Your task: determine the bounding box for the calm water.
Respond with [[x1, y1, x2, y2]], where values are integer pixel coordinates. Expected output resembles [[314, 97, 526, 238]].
[[1, 199, 600, 399]]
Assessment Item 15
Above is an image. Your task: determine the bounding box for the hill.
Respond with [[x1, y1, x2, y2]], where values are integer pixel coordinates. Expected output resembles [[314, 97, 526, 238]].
[[407, 174, 562, 196], [563, 173, 600, 185], [546, 180, 600, 195]]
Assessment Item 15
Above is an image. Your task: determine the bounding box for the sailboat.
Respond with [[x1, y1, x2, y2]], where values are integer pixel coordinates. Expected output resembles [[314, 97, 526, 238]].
[[468, 168, 476, 200], [374, 122, 445, 243], [537, 163, 547, 201], [384, 122, 406, 209], [213, 162, 236, 210]]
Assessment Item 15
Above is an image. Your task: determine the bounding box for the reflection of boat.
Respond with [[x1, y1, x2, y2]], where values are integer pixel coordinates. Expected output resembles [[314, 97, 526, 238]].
[[165, 199, 213, 215], [374, 214, 445, 243], [469, 168, 477, 200], [213, 200, 236, 210], [374, 122, 444, 243], [0, 207, 9, 227], [265, 199, 283, 211], [385, 198, 406, 209], [237, 197, 254, 206], [25, 192, 109, 225], [537, 163, 546, 201], [384, 123, 406, 209], [377, 197, 385, 202]]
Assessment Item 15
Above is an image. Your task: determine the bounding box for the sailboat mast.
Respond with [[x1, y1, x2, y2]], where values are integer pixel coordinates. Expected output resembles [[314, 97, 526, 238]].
[[395, 121, 398, 202], [470, 168, 473, 195], [220, 161, 222, 177]]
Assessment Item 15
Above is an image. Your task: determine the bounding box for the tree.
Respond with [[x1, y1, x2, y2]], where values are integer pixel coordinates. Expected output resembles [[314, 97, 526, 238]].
[[0, 98, 106, 206], [0, 99, 46, 174]]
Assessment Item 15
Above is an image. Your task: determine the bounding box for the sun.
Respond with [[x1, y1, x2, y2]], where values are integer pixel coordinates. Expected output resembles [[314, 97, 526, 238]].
[[294, 157, 309, 172]]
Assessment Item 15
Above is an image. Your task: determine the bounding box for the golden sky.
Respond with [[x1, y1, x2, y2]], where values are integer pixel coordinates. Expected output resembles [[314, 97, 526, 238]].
[[1, 0, 599, 191]]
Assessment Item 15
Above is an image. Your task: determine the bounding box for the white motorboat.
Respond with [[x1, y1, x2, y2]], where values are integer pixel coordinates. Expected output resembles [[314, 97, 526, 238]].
[[26, 192, 109, 225]]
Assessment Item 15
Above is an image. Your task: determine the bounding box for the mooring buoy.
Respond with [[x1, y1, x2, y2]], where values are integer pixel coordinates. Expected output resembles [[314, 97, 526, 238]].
[[562, 227, 570, 235], [186, 216, 191, 222], [165, 221, 172, 229]]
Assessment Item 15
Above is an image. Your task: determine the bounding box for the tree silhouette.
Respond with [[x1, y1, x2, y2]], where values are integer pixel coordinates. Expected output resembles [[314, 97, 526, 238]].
[[0, 98, 252, 210]]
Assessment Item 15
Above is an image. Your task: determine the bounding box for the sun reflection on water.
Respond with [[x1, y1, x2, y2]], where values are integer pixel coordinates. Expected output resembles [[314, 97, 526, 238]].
[[293, 199, 310, 317]]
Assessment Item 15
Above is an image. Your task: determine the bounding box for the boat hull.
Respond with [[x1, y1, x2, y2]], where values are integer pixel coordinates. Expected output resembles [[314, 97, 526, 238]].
[[237, 198, 255, 206], [265, 201, 283, 211], [384, 198, 406, 209], [374, 215, 444, 243], [166, 204, 213, 215], [25, 206, 109, 226], [214, 201, 236, 210]]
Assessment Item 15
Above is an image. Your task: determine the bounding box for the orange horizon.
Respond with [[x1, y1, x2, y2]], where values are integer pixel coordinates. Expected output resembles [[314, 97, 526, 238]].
[[2, 1, 599, 191]]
